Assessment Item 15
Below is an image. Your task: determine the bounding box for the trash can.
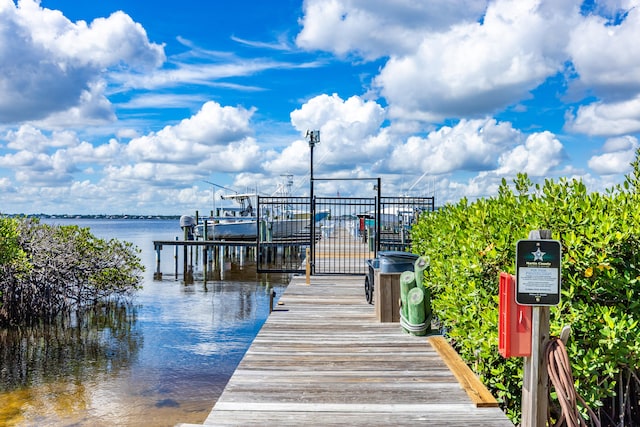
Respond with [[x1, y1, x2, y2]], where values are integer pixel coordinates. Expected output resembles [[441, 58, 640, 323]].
[[379, 251, 419, 273]]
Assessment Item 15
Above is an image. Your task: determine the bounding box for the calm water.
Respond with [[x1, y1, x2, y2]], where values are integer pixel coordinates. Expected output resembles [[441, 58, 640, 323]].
[[0, 218, 290, 426]]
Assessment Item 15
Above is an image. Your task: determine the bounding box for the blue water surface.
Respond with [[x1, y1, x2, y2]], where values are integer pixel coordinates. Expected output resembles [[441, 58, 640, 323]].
[[4, 218, 290, 426]]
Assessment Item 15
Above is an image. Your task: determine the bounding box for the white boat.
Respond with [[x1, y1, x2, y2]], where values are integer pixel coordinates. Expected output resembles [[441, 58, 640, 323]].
[[189, 193, 329, 241], [193, 193, 257, 240], [204, 218, 258, 240]]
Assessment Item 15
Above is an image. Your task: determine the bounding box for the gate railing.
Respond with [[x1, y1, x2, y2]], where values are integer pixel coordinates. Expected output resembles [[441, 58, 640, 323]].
[[256, 195, 435, 274], [313, 197, 377, 275], [379, 196, 435, 252], [256, 196, 311, 273]]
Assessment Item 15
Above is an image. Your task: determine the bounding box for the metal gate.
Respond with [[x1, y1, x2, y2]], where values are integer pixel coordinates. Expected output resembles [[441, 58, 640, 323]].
[[256, 196, 311, 274], [313, 197, 378, 275], [256, 195, 434, 275]]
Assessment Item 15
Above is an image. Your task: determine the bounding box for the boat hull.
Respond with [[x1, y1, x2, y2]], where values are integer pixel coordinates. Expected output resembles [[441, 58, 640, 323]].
[[196, 218, 310, 240]]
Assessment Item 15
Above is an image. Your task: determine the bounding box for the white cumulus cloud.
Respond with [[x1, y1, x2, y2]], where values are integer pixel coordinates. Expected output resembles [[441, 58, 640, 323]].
[[496, 131, 565, 176], [375, 0, 576, 122], [125, 101, 256, 164], [287, 94, 387, 172], [296, 0, 488, 59], [388, 118, 521, 175], [568, 6, 640, 96], [565, 95, 640, 136], [588, 135, 638, 175], [0, 0, 164, 124]]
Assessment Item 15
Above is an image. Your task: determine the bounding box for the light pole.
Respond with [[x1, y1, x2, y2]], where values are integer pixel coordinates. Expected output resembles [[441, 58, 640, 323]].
[[306, 130, 319, 275]]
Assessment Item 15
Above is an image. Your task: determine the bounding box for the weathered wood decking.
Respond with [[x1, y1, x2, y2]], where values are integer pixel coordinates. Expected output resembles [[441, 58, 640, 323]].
[[179, 275, 513, 426]]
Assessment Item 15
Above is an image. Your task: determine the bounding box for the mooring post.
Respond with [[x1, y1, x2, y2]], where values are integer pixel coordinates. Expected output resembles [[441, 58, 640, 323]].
[[203, 244, 208, 282], [183, 227, 193, 284], [208, 246, 213, 274], [305, 247, 311, 284], [219, 245, 224, 280], [269, 288, 276, 313], [154, 243, 163, 280], [174, 236, 179, 279], [183, 228, 188, 280]]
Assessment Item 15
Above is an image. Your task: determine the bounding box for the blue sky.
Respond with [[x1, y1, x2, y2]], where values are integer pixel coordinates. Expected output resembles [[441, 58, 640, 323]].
[[1, 0, 639, 215]]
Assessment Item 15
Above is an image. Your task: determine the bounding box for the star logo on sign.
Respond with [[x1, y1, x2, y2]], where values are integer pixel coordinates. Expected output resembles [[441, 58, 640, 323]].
[[532, 248, 545, 261]]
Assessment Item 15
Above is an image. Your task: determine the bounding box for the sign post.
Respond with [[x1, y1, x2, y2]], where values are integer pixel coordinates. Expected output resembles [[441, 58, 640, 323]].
[[518, 230, 561, 427]]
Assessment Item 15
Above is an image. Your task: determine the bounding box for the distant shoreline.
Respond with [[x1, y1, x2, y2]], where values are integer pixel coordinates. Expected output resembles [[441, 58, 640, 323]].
[[2, 213, 181, 220]]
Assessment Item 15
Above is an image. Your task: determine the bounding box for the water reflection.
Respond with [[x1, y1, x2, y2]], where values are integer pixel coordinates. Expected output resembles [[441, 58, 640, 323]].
[[0, 302, 141, 389], [0, 302, 141, 425], [0, 219, 291, 426]]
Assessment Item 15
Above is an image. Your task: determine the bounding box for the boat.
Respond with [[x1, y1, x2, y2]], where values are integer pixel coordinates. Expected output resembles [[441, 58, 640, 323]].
[[193, 193, 258, 240], [185, 193, 328, 241]]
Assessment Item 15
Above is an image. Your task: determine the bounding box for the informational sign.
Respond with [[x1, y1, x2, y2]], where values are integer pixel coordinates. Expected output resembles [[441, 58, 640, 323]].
[[516, 239, 561, 306]]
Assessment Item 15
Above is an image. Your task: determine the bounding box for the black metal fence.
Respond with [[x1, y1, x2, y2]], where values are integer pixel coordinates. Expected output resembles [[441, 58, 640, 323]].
[[379, 196, 435, 251], [313, 197, 377, 275], [256, 195, 435, 274], [256, 196, 311, 273]]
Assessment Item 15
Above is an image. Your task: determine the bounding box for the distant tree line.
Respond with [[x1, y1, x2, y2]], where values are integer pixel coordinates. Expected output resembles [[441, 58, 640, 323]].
[[0, 218, 144, 326]]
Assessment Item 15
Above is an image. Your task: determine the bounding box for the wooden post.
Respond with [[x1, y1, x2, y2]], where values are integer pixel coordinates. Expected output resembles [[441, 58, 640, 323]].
[[208, 246, 214, 275], [203, 218, 208, 240], [521, 229, 552, 427], [203, 244, 208, 283], [375, 271, 403, 322], [154, 244, 163, 280], [305, 247, 311, 284], [183, 228, 188, 280], [269, 288, 276, 313], [174, 236, 179, 279]]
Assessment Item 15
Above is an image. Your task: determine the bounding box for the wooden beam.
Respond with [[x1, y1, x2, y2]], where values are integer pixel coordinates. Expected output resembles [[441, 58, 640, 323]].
[[428, 336, 499, 408]]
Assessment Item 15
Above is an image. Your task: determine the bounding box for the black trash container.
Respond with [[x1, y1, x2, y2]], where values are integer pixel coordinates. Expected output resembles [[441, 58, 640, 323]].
[[364, 252, 418, 304], [378, 251, 419, 273]]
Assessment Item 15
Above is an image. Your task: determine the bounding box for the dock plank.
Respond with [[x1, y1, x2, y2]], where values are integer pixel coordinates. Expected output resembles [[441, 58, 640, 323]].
[[182, 275, 513, 426]]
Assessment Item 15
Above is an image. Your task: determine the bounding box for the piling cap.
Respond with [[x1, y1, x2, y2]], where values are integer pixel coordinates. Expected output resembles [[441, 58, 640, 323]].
[[415, 256, 430, 270], [400, 270, 416, 285]]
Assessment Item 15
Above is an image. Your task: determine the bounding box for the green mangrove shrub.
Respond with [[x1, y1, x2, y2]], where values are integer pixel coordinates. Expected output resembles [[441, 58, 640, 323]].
[[0, 216, 26, 267], [0, 218, 144, 326], [411, 150, 640, 425]]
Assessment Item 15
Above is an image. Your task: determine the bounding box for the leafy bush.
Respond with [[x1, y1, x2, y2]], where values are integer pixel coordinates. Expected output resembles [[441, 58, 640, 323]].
[[0, 216, 26, 267], [411, 150, 640, 424], [0, 218, 144, 326]]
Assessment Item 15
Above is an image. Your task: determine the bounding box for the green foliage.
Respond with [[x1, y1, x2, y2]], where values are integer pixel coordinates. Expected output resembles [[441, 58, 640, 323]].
[[0, 216, 30, 306], [0, 219, 144, 326], [411, 149, 640, 424], [0, 216, 27, 267]]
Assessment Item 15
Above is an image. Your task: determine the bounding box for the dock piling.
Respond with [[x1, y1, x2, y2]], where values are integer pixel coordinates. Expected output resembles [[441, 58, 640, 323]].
[[153, 243, 163, 280], [269, 288, 276, 313]]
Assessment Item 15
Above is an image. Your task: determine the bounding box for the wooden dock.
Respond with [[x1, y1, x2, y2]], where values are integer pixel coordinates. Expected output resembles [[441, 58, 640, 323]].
[[178, 275, 513, 426]]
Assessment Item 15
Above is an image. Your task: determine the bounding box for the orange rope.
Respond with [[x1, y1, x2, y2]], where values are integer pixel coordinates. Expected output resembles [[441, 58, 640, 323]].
[[546, 337, 600, 427]]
